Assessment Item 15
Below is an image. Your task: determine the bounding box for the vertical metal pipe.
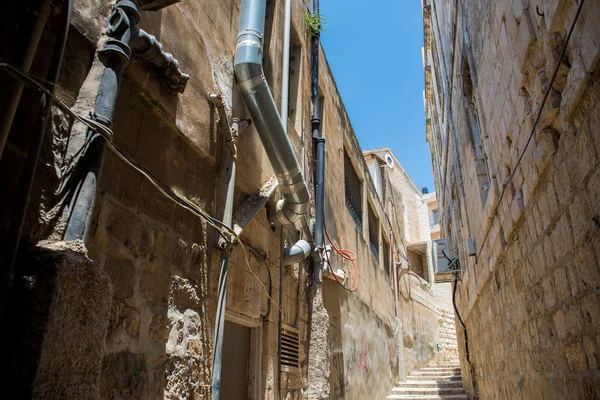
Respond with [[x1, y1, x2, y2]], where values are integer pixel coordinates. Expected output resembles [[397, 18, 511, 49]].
[[280, 0, 291, 130], [389, 197, 404, 379], [277, 227, 284, 400], [211, 250, 230, 400], [388, 198, 399, 320], [210, 103, 238, 400], [64, 3, 136, 241], [234, 0, 310, 226], [0, 0, 53, 160], [311, 0, 325, 285], [64, 56, 129, 241]]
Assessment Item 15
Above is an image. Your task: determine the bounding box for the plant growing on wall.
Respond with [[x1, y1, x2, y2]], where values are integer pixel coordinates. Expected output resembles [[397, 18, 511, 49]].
[[304, 12, 326, 37]]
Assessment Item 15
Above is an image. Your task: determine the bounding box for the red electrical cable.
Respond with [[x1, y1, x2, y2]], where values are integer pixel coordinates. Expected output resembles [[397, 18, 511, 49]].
[[324, 227, 359, 292]]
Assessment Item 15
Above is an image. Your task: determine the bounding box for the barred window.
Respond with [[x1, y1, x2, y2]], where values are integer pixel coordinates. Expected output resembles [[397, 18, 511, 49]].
[[382, 236, 390, 281], [368, 204, 379, 261], [345, 150, 363, 230]]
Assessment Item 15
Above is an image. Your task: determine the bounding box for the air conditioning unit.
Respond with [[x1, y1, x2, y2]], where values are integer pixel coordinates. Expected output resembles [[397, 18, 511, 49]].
[[432, 238, 456, 282]]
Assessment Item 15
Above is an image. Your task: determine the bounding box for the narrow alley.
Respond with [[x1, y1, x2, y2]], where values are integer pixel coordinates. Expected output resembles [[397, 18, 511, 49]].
[[0, 0, 598, 399]]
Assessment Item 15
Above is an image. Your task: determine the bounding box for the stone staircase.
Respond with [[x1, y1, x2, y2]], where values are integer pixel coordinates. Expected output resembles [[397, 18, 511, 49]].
[[386, 361, 466, 400]]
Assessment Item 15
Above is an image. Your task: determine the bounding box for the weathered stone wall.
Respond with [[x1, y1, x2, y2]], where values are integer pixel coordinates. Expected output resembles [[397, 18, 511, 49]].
[[397, 272, 439, 373], [424, 0, 600, 398], [0, 0, 408, 399], [366, 150, 432, 244], [1, 0, 313, 398], [437, 306, 458, 362], [318, 52, 400, 399], [362, 149, 449, 377]]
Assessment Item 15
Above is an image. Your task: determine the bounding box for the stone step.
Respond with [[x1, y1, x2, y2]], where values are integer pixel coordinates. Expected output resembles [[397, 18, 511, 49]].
[[386, 394, 468, 400], [395, 381, 463, 389], [391, 387, 465, 396], [406, 375, 462, 381], [410, 371, 462, 377], [420, 368, 461, 372]]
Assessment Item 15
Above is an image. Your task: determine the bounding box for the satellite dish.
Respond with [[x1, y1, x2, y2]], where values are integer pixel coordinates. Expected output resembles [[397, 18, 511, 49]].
[[385, 154, 394, 168]]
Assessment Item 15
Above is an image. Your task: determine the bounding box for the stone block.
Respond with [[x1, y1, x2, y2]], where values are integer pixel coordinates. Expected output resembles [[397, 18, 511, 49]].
[[148, 313, 169, 343], [170, 275, 203, 311], [533, 128, 559, 173], [565, 342, 587, 372], [553, 304, 582, 341], [100, 351, 149, 399], [576, 1, 600, 73], [565, 128, 598, 190], [542, 276, 556, 310], [138, 180, 177, 228], [6, 242, 112, 399], [568, 192, 594, 247], [566, 244, 600, 297], [560, 51, 590, 120], [587, 164, 600, 214], [583, 336, 599, 370], [101, 151, 142, 209], [140, 262, 170, 306], [103, 200, 142, 256], [107, 304, 141, 341], [104, 254, 135, 300], [550, 213, 574, 261]]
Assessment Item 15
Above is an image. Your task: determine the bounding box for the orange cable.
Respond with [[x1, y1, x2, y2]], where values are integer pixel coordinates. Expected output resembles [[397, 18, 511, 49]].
[[324, 227, 359, 292]]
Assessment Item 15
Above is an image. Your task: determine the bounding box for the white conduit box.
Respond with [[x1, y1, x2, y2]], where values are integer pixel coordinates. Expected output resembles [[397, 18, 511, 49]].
[[433, 238, 455, 283]]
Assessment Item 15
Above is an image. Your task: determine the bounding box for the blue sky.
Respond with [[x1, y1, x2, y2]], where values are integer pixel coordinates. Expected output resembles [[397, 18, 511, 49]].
[[319, 0, 434, 192]]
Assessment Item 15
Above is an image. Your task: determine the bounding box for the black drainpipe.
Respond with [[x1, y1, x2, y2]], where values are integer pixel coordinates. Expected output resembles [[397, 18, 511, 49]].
[[311, 0, 325, 284], [64, 0, 188, 242], [0, 0, 73, 330], [452, 276, 479, 399]]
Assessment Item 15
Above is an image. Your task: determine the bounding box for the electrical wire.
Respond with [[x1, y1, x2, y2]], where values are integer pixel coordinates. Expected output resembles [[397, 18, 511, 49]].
[[240, 239, 273, 321], [0, 61, 238, 245], [324, 226, 359, 292], [475, 0, 586, 261]]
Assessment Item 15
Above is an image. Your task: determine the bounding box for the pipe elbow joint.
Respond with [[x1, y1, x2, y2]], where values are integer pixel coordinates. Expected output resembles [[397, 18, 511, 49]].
[[283, 240, 311, 265]]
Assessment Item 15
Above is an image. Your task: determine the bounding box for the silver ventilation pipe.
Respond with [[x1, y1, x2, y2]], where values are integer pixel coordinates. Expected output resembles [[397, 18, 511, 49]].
[[234, 0, 310, 226]]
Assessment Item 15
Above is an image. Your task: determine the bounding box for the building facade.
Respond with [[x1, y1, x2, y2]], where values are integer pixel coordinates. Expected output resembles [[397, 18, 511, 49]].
[[423, 0, 600, 398], [364, 148, 459, 367], [0, 0, 452, 399]]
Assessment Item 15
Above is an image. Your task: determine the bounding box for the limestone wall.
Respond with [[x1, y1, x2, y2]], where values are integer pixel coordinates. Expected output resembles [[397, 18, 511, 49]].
[[437, 307, 458, 362], [424, 0, 600, 398], [0, 0, 401, 399]]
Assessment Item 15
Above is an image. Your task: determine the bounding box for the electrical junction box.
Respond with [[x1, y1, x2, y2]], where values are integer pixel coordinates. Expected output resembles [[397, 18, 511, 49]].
[[322, 245, 346, 283], [432, 238, 455, 283], [467, 238, 477, 256]]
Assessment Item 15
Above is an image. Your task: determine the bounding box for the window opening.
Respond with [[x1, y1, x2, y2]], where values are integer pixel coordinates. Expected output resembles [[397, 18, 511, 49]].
[[288, 25, 302, 134], [368, 204, 379, 262], [382, 235, 390, 281], [431, 209, 440, 227], [462, 51, 490, 205], [345, 149, 363, 230]]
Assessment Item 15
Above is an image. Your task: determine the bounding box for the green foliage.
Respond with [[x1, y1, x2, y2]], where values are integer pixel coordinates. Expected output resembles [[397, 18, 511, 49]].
[[304, 12, 326, 37]]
